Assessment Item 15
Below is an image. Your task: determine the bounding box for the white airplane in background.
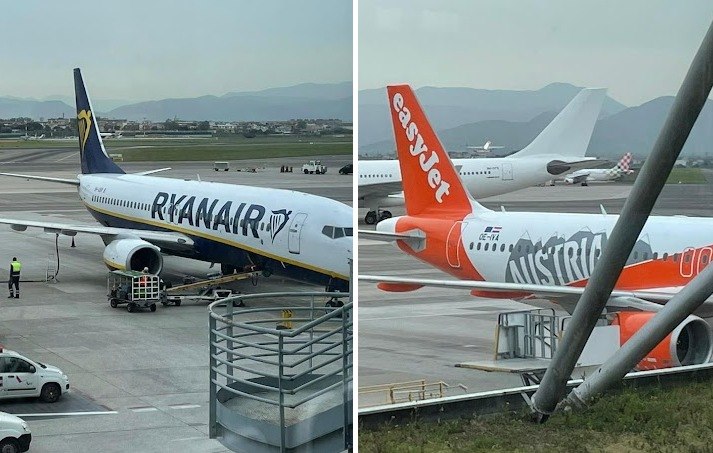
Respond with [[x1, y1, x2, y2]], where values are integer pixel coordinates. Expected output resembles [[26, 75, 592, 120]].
[[360, 84, 713, 370], [0, 69, 352, 292], [467, 140, 503, 154], [358, 88, 607, 224], [564, 152, 634, 186]]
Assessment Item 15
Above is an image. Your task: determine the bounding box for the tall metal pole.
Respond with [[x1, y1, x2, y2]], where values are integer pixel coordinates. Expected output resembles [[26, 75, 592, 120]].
[[531, 19, 713, 420], [568, 264, 713, 407]]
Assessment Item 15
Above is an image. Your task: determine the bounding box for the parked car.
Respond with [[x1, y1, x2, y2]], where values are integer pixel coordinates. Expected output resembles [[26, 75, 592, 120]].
[[338, 163, 353, 175], [0, 348, 69, 403], [0, 412, 31, 453]]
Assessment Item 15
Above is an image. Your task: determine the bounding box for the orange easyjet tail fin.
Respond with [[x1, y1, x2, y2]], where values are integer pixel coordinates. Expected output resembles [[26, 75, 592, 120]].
[[387, 85, 484, 217]]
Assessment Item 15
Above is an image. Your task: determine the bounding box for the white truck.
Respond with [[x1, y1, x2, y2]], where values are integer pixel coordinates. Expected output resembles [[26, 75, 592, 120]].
[[0, 412, 31, 453], [301, 160, 327, 174], [0, 348, 70, 403]]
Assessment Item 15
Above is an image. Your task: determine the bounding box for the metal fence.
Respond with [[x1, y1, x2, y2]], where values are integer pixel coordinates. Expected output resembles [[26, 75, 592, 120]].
[[208, 291, 352, 452]]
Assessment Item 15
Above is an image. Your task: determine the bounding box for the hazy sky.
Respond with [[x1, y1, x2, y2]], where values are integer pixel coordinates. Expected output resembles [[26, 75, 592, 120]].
[[359, 0, 713, 106], [0, 0, 352, 100]]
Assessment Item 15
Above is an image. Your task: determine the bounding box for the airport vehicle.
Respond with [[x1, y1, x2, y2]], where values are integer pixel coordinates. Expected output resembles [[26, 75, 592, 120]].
[[0, 412, 31, 453], [361, 85, 713, 369], [358, 88, 606, 224], [214, 161, 230, 171], [107, 270, 163, 312], [467, 140, 504, 154], [0, 69, 351, 292], [302, 160, 327, 174], [339, 163, 353, 175], [564, 152, 634, 185], [0, 347, 69, 403]]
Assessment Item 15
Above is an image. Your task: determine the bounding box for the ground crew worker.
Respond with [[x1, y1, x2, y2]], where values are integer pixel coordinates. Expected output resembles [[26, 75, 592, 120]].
[[138, 267, 149, 299], [8, 257, 21, 299]]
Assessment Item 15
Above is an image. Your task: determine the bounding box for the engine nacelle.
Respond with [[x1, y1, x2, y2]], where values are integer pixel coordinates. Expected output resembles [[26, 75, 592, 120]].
[[614, 312, 713, 371], [103, 238, 163, 274]]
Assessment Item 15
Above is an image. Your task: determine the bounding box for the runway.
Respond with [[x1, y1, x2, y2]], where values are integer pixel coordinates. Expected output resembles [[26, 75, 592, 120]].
[[0, 150, 351, 452], [358, 174, 713, 408]]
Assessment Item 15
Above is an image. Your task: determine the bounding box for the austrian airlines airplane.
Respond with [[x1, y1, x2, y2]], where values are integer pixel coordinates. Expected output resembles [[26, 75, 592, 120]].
[[0, 69, 352, 291], [360, 85, 713, 368], [563, 152, 634, 186], [358, 88, 606, 224]]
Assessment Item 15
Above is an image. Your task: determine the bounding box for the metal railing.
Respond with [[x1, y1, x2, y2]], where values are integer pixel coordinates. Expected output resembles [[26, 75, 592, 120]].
[[359, 379, 467, 407], [208, 291, 352, 452]]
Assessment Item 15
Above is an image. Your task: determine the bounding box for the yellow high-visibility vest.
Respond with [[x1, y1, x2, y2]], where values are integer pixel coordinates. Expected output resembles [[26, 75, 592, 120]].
[[10, 262, 21, 273]]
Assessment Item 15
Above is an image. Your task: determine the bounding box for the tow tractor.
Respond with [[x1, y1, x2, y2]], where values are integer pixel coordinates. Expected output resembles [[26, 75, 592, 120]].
[[163, 270, 259, 306], [107, 270, 163, 313]]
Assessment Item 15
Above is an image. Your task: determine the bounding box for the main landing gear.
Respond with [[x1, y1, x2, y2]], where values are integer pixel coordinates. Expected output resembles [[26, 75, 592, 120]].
[[364, 210, 392, 225]]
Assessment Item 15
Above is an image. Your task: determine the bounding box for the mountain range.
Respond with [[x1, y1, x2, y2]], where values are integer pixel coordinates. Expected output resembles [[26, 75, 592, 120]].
[[359, 83, 713, 158], [0, 82, 353, 122]]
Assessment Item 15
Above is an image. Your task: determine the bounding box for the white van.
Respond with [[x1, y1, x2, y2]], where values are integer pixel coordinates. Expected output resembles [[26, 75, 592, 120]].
[[0, 348, 69, 403], [0, 412, 31, 452]]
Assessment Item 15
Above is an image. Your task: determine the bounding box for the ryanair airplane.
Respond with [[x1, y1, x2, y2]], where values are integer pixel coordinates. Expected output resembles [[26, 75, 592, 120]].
[[0, 69, 352, 291]]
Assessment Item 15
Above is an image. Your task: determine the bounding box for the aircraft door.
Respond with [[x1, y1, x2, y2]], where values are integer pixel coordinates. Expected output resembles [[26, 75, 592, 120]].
[[0, 357, 37, 397], [446, 222, 467, 268], [502, 163, 513, 181], [680, 247, 696, 278], [288, 213, 308, 254]]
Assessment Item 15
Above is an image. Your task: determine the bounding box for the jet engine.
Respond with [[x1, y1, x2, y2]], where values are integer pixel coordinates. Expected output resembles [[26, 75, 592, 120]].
[[613, 312, 713, 371], [103, 238, 163, 274]]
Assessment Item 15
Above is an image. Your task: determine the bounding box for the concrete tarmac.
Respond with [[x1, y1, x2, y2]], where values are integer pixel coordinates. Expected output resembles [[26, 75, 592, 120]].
[[358, 175, 713, 408], [0, 151, 352, 452]]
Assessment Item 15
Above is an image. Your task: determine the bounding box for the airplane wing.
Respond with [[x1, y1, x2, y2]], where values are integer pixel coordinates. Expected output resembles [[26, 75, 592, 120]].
[[357, 274, 694, 313], [0, 172, 80, 186], [0, 217, 194, 251], [359, 180, 404, 201]]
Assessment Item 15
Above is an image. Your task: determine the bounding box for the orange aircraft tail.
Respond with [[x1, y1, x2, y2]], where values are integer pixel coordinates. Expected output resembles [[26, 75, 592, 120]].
[[387, 85, 482, 217]]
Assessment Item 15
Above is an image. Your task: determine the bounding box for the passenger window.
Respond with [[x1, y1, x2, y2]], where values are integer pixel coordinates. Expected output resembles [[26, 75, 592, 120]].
[[685, 254, 691, 263], [500, 244, 505, 252], [517, 245, 521, 252], [643, 252, 649, 260], [653, 252, 658, 260], [492, 243, 497, 251], [663, 253, 668, 260], [595, 249, 601, 258], [568, 248, 573, 257], [484, 243, 489, 251], [703, 255, 709, 265], [476, 243, 481, 251], [469, 242, 473, 250], [509, 244, 513, 252]]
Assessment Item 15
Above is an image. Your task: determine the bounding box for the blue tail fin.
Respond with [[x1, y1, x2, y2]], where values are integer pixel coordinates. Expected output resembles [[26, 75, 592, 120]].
[[74, 68, 124, 174]]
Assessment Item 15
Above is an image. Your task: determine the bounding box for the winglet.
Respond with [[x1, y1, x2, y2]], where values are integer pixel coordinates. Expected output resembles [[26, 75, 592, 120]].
[[74, 68, 125, 175], [387, 85, 482, 217]]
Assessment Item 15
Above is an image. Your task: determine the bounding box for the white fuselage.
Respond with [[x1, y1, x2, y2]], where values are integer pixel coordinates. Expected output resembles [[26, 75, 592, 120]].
[[77, 173, 352, 283], [359, 156, 577, 209], [379, 210, 713, 291]]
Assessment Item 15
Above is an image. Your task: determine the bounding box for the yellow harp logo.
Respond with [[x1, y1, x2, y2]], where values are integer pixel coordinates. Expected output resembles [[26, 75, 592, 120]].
[[77, 109, 92, 152]]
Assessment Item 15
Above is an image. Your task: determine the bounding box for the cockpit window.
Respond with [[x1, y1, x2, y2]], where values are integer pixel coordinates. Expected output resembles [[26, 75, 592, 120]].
[[322, 225, 352, 239]]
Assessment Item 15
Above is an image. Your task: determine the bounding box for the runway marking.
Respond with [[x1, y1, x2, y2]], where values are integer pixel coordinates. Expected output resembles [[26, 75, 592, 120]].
[[130, 407, 158, 412], [169, 404, 201, 410], [15, 411, 118, 417], [55, 152, 80, 162]]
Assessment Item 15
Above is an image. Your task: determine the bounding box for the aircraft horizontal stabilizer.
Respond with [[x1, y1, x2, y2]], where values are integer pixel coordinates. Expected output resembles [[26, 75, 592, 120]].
[[134, 167, 172, 176], [0, 172, 80, 186]]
